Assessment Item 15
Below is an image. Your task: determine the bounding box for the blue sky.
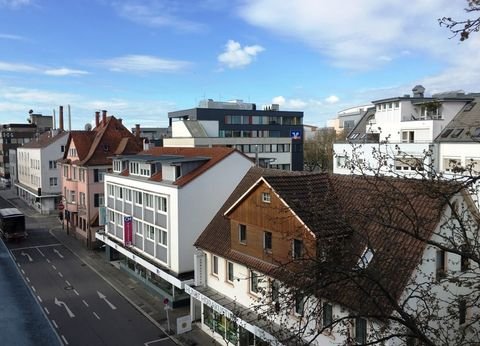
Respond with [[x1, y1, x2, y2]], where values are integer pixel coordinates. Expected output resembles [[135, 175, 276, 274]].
[[0, 0, 479, 131]]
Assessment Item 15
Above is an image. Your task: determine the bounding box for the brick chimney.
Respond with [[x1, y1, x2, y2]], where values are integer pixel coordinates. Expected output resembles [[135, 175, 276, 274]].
[[59, 106, 64, 131], [95, 111, 100, 127], [135, 124, 141, 138], [102, 110, 107, 125]]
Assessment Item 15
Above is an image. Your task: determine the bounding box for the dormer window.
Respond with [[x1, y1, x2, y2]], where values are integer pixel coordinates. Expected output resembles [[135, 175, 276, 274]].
[[358, 247, 374, 269], [130, 162, 139, 175], [113, 160, 123, 173]]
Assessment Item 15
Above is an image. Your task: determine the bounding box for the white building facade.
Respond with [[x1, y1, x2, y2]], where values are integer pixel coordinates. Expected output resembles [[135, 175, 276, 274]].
[[96, 147, 254, 306], [15, 130, 68, 214]]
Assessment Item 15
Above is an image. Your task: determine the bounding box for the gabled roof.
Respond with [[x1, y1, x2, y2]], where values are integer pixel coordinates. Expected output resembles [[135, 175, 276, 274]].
[[196, 170, 455, 316], [59, 116, 143, 166], [20, 130, 68, 149], [435, 97, 480, 143]]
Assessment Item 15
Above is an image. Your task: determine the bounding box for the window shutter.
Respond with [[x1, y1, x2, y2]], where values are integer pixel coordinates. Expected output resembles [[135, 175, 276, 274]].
[[94, 194, 99, 208], [94, 169, 99, 182]]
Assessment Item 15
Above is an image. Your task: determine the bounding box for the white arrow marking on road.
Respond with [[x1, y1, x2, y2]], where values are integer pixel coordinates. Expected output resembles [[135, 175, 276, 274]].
[[97, 291, 117, 310], [54, 297, 75, 318], [53, 249, 64, 259], [21, 252, 33, 262]]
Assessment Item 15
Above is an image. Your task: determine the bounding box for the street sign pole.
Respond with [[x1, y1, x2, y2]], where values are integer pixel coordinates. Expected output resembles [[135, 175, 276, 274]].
[[164, 298, 171, 333]]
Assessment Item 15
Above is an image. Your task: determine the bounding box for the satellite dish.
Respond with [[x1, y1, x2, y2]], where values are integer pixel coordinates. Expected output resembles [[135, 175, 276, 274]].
[[84, 123, 92, 131]]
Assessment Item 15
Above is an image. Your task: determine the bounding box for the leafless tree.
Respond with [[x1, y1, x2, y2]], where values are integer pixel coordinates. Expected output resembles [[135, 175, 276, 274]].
[[439, 0, 480, 41]]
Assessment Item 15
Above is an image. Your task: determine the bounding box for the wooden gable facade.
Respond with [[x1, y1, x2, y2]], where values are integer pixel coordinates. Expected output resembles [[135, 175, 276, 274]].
[[226, 178, 317, 266]]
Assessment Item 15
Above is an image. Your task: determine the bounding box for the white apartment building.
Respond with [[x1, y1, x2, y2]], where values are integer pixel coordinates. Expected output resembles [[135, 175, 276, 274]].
[[95, 147, 253, 307], [15, 130, 68, 214], [334, 86, 477, 175]]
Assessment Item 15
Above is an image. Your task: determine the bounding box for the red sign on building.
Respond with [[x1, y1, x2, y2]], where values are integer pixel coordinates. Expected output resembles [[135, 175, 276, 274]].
[[124, 216, 133, 246]]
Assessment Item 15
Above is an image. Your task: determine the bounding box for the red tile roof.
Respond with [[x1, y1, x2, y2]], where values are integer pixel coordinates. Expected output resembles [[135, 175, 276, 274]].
[[60, 115, 143, 166], [195, 169, 455, 315]]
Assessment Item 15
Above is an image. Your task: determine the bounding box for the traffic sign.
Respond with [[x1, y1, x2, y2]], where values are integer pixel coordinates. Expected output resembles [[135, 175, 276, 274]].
[[58, 203, 65, 211]]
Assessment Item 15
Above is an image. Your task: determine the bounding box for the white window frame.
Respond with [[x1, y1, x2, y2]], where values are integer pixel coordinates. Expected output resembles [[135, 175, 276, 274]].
[[262, 192, 271, 203], [226, 261, 234, 283], [212, 255, 219, 276]]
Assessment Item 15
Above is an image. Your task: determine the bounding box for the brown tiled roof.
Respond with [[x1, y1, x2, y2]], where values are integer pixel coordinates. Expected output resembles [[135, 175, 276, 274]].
[[21, 131, 68, 149], [140, 147, 249, 187], [60, 116, 143, 166], [195, 170, 454, 316]]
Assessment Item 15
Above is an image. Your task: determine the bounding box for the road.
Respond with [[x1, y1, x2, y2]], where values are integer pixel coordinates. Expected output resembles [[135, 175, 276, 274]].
[[1, 195, 177, 346]]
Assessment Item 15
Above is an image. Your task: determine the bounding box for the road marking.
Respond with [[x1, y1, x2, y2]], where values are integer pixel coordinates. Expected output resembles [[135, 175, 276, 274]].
[[21, 269, 25, 275], [61, 335, 69, 345], [44, 307, 50, 315], [54, 297, 75, 318], [73, 289, 79, 296], [46, 258, 51, 263], [26, 277, 30, 283], [31, 286, 36, 293], [82, 300, 89, 307], [97, 291, 117, 310], [53, 249, 64, 259], [93, 312, 101, 320], [52, 265, 57, 270], [16, 262, 21, 267], [36, 248, 45, 257], [21, 251, 33, 262], [11, 253, 16, 260], [52, 320, 58, 329], [65, 280, 71, 286], [145, 338, 172, 345], [58, 272, 63, 278], [37, 295, 42, 303], [11, 243, 62, 251]]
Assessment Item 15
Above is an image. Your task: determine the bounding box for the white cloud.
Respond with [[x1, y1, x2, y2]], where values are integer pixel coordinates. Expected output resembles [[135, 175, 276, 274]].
[[0, 33, 25, 40], [218, 40, 264, 68], [271, 96, 321, 110], [237, 0, 464, 70], [45, 68, 89, 76], [325, 95, 339, 104], [113, 2, 206, 32], [100, 55, 191, 73], [0, 0, 31, 8], [0, 61, 37, 72]]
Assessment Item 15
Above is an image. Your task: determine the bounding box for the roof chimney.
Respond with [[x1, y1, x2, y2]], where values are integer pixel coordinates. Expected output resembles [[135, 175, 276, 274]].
[[59, 106, 64, 131], [135, 124, 141, 138], [95, 111, 100, 127], [118, 118, 122, 125], [412, 85, 425, 98], [102, 110, 107, 125]]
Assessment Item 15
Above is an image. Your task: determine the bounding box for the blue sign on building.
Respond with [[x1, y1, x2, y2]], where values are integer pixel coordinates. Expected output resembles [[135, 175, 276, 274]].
[[290, 130, 302, 140]]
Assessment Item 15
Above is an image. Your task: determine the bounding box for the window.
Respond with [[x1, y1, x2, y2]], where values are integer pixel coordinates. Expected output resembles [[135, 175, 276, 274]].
[[79, 192, 86, 206], [358, 247, 374, 269], [227, 262, 234, 283], [443, 158, 461, 173], [355, 317, 367, 344], [156, 196, 167, 212], [145, 194, 153, 208], [461, 244, 470, 272], [159, 230, 168, 246], [130, 162, 139, 175], [94, 193, 104, 208], [394, 101, 400, 108], [336, 155, 347, 168], [135, 220, 143, 236], [125, 189, 132, 202], [115, 186, 123, 199], [293, 239, 303, 259], [212, 255, 219, 276], [294, 293, 304, 316], [94, 168, 106, 182], [49, 160, 57, 169], [70, 191, 76, 203], [402, 131, 415, 143], [459, 299, 467, 325], [436, 249, 446, 280], [451, 128, 464, 138], [271, 280, 280, 312], [441, 129, 453, 138], [262, 192, 271, 203], [113, 160, 122, 172], [238, 224, 247, 244], [322, 302, 333, 328], [63, 165, 69, 178], [135, 191, 143, 205], [107, 184, 115, 197], [49, 177, 57, 186], [145, 225, 155, 241], [263, 231, 272, 253], [250, 271, 260, 294]]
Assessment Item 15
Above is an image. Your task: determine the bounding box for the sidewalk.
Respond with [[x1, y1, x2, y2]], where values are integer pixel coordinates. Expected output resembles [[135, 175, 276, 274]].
[[0, 187, 220, 346]]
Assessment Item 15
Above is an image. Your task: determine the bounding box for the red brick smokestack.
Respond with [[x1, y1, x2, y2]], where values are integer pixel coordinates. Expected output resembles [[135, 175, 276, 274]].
[[135, 124, 140, 138], [102, 110, 107, 126], [59, 106, 64, 131], [95, 111, 100, 127]]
